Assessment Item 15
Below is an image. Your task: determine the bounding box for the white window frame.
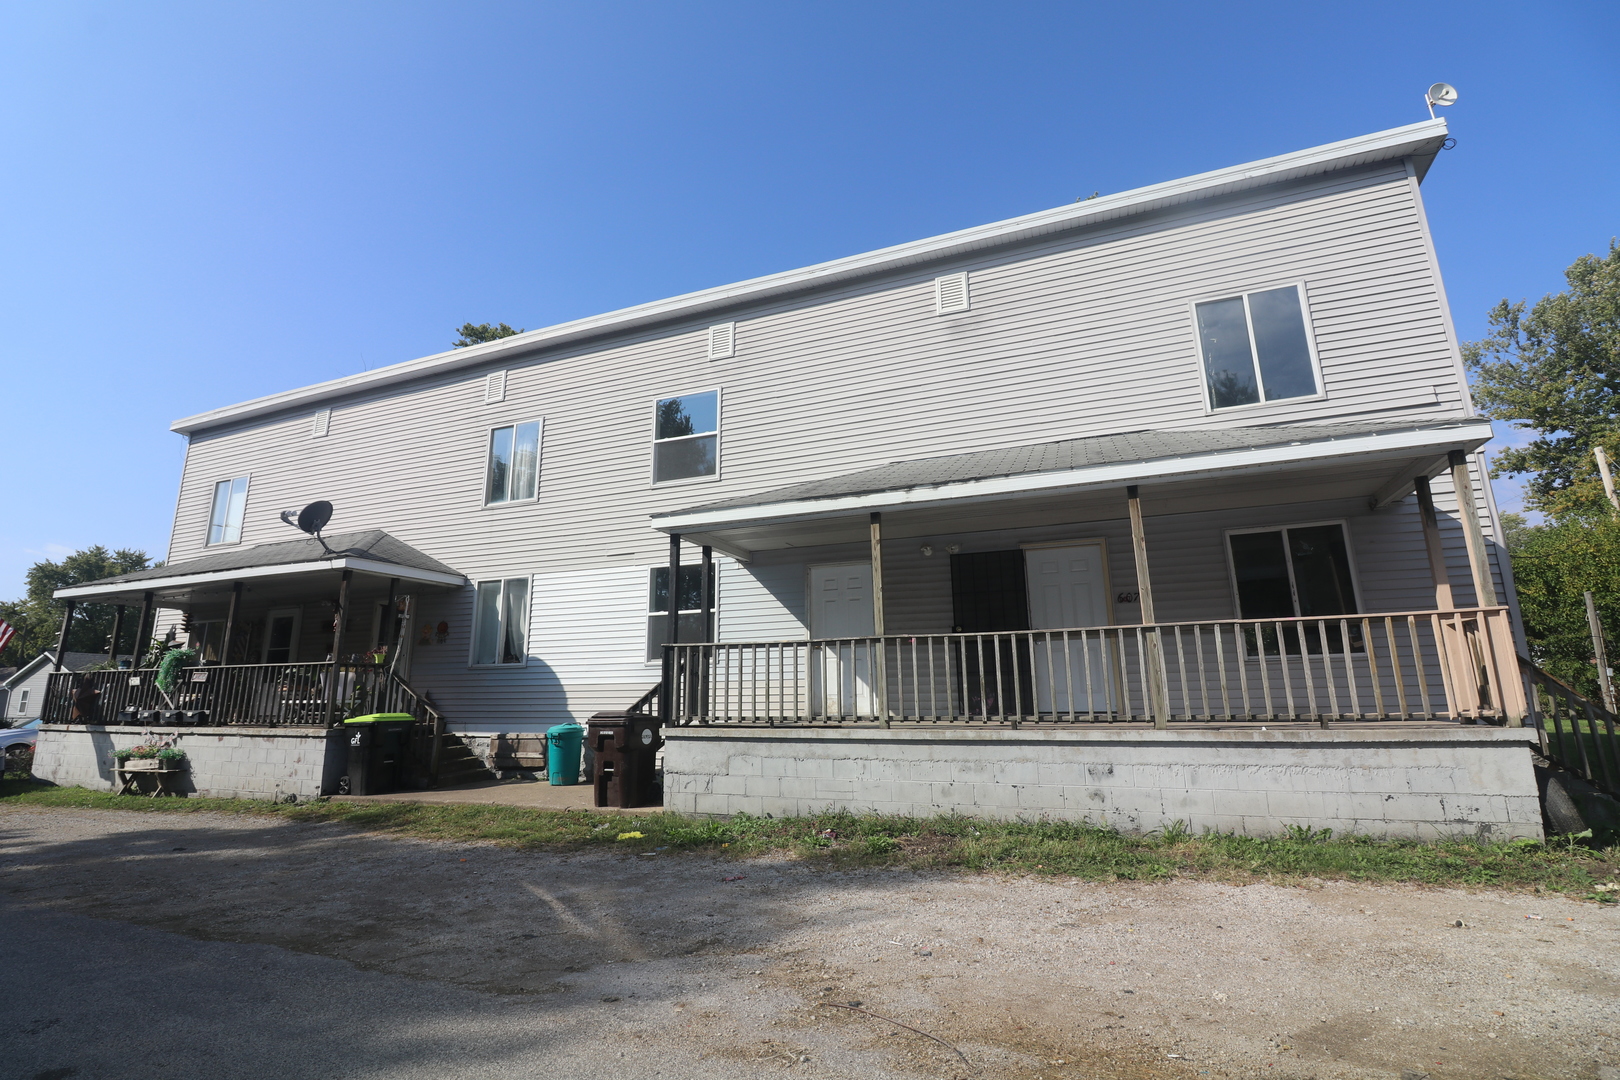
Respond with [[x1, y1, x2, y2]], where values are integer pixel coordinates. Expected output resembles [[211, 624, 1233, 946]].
[[206, 475, 251, 546], [1190, 281, 1326, 415], [16, 688, 28, 715], [1223, 518, 1363, 620], [481, 419, 544, 507], [468, 576, 531, 668], [649, 387, 722, 487]]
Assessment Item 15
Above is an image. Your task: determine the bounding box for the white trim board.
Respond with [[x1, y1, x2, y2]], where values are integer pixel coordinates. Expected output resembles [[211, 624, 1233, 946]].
[[651, 421, 1494, 535]]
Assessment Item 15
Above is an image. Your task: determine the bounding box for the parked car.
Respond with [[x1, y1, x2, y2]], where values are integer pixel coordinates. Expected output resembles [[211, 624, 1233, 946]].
[[1, 719, 41, 774]]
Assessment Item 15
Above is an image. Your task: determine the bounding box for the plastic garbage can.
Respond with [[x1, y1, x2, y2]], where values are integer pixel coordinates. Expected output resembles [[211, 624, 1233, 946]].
[[343, 713, 417, 795], [545, 722, 584, 786], [587, 712, 663, 808]]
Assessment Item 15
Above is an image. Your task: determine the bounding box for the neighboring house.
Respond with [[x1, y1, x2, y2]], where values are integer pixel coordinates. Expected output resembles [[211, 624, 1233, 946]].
[[41, 117, 1594, 832], [4, 652, 127, 724]]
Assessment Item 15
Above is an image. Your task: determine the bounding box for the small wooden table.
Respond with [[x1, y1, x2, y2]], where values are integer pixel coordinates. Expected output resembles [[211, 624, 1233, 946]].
[[115, 761, 187, 797]]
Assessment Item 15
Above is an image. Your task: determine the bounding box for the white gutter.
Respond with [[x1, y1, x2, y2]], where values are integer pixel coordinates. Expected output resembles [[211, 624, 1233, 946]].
[[54, 557, 466, 601], [651, 420, 1494, 534], [171, 120, 1448, 436]]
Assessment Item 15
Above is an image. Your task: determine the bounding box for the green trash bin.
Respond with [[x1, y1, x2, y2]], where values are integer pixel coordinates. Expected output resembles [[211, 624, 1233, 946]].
[[546, 722, 584, 786], [343, 713, 417, 795]]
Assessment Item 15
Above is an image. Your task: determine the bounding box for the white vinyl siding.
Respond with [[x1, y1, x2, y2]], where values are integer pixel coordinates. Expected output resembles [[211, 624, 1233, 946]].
[[206, 476, 249, 545], [162, 158, 1496, 729]]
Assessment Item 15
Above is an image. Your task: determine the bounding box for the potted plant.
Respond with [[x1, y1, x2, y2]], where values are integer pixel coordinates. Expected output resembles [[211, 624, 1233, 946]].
[[115, 745, 188, 771]]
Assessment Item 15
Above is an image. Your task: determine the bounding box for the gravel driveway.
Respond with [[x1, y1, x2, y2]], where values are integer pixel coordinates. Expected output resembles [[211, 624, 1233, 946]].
[[2, 807, 1616, 1080]]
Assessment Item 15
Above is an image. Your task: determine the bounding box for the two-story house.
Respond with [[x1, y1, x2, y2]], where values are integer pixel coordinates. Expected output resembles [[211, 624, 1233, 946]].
[[41, 117, 1585, 836]]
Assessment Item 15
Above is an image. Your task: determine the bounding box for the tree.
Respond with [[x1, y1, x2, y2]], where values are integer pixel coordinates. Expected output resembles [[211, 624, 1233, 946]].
[[0, 546, 155, 668], [1501, 515, 1620, 699], [452, 322, 525, 349], [1463, 240, 1620, 518]]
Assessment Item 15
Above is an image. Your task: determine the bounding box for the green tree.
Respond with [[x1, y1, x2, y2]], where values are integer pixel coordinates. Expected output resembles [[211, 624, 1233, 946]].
[[1463, 240, 1620, 518], [452, 322, 524, 348], [0, 546, 155, 668], [1502, 515, 1620, 698]]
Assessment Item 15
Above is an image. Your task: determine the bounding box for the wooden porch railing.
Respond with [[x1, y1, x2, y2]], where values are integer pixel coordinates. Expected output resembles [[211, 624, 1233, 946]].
[[1521, 658, 1620, 798], [44, 661, 444, 732], [665, 606, 1526, 727]]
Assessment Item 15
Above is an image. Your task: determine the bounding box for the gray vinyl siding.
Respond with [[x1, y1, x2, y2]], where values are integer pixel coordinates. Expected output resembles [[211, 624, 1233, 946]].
[[159, 158, 1498, 729]]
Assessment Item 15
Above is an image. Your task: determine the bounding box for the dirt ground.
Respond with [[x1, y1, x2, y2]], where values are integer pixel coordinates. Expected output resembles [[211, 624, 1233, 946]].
[[2, 807, 1617, 1080]]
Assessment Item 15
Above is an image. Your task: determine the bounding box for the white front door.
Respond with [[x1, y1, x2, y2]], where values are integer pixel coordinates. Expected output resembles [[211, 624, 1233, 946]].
[[809, 563, 876, 716], [1024, 543, 1114, 714]]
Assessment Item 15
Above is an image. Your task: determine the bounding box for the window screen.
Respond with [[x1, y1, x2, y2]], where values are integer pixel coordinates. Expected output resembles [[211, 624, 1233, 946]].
[[1196, 286, 1317, 409], [653, 392, 718, 483]]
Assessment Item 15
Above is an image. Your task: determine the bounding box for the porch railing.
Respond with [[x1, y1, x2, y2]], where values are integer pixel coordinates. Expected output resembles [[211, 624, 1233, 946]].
[[1522, 658, 1620, 798], [666, 606, 1526, 727], [44, 661, 443, 730]]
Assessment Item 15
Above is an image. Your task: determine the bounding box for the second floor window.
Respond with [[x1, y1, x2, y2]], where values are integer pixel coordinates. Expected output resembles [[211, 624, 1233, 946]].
[[208, 476, 249, 545], [1195, 285, 1319, 410], [653, 391, 719, 483], [485, 421, 541, 504]]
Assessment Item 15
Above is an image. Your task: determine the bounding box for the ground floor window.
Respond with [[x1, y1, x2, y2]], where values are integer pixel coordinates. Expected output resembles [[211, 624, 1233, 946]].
[[1227, 522, 1359, 653], [472, 578, 529, 666], [646, 566, 713, 660]]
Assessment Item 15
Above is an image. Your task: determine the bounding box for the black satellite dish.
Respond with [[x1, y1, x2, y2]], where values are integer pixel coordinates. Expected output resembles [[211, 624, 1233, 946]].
[[279, 501, 336, 554]]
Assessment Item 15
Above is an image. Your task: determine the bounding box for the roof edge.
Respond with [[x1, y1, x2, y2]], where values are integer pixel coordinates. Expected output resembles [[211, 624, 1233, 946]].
[[172, 119, 1448, 437]]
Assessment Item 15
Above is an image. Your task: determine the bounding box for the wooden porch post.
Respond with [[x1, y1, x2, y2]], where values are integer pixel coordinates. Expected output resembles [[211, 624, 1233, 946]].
[[52, 601, 76, 671], [221, 581, 242, 665], [1413, 476, 1455, 611], [1448, 450, 1500, 608], [108, 605, 126, 666], [131, 591, 153, 668], [870, 512, 889, 726], [1126, 486, 1168, 728], [322, 569, 352, 727]]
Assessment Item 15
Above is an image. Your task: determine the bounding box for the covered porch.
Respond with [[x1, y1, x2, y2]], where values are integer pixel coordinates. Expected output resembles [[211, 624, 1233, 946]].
[[40, 529, 465, 732], [652, 419, 1527, 728]]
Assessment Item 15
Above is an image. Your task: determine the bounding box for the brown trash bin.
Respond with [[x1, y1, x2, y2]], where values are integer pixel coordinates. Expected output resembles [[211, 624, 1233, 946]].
[[588, 712, 663, 808]]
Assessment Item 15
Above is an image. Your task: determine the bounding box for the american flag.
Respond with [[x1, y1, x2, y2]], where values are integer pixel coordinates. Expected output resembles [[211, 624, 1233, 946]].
[[0, 618, 14, 655]]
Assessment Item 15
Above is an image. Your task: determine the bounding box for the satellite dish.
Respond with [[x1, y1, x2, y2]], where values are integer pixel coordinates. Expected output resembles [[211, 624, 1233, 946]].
[[1425, 82, 1458, 117], [279, 501, 337, 554]]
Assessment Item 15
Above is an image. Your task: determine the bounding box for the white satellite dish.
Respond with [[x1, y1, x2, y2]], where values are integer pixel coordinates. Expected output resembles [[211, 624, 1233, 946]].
[[1425, 82, 1458, 118]]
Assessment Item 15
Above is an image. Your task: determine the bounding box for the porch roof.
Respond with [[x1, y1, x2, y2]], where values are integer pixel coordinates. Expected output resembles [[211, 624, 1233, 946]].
[[652, 418, 1493, 549], [54, 530, 467, 606]]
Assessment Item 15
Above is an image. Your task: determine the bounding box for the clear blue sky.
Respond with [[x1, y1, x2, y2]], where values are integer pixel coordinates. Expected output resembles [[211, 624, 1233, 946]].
[[2, 1, 1615, 597]]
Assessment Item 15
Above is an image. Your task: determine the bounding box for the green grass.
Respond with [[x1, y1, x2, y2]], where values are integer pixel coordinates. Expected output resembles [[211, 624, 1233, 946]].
[[3, 779, 1616, 899]]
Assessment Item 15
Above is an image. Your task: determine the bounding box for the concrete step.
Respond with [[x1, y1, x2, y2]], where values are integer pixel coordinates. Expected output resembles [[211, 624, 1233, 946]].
[[433, 734, 496, 787]]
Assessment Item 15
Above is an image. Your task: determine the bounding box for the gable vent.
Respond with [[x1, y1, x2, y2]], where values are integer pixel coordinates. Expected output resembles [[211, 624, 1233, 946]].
[[311, 409, 331, 438], [934, 272, 970, 315], [484, 370, 507, 403], [707, 322, 736, 360]]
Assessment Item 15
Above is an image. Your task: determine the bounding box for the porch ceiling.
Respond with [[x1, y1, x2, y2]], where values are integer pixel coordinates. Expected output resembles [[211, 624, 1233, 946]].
[[654, 418, 1492, 555], [54, 529, 467, 607]]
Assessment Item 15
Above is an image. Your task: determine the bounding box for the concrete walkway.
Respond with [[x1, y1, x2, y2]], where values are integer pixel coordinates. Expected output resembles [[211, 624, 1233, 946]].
[[333, 777, 646, 813]]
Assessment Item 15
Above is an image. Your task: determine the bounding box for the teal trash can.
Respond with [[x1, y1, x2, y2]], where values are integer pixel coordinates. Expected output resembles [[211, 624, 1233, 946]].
[[546, 722, 584, 786]]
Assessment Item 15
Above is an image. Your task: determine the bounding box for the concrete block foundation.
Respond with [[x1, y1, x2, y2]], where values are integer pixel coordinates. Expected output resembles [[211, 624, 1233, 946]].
[[36, 725, 345, 801], [663, 725, 1545, 840]]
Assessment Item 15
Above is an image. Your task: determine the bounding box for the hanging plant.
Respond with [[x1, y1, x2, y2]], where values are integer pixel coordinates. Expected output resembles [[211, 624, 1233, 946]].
[[155, 648, 197, 693]]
